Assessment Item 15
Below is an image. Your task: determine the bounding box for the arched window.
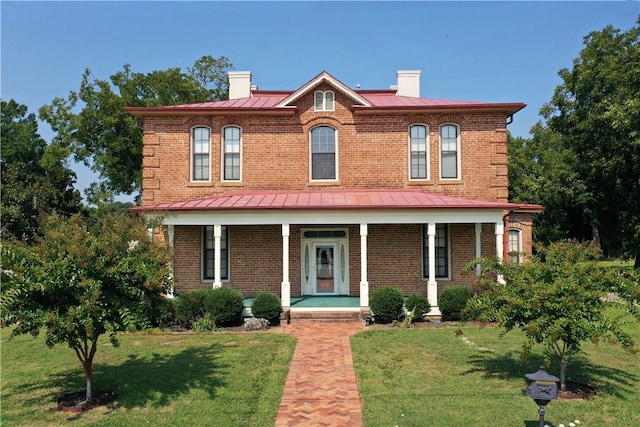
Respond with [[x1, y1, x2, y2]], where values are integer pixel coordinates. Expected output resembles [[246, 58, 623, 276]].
[[223, 126, 241, 181], [409, 125, 428, 179], [310, 126, 337, 180], [192, 126, 210, 181], [314, 90, 335, 112], [440, 124, 460, 179]]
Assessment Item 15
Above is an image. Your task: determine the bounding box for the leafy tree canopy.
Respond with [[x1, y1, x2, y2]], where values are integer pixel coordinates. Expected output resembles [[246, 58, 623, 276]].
[[1, 212, 172, 403], [1, 99, 83, 242], [540, 19, 640, 263], [39, 55, 233, 203], [465, 241, 640, 392]]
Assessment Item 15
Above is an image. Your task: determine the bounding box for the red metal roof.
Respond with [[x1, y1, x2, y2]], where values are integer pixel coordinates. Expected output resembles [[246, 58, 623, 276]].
[[130, 189, 543, 213]]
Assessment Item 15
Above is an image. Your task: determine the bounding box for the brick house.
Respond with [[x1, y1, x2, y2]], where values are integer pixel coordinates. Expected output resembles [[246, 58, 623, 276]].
[[126, 70, 542, 316]]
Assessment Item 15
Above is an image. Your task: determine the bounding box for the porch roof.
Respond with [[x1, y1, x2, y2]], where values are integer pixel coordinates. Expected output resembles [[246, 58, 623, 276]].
[[131, 189, 543, 213]]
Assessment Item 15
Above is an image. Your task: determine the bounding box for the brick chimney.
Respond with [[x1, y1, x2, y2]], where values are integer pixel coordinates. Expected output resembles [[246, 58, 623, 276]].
[[394, 70, 421, 98], [228, 71, 252, 100]]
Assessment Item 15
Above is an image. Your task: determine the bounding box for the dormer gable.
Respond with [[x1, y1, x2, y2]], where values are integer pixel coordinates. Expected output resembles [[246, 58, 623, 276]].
[[276, 71, 372, 108]]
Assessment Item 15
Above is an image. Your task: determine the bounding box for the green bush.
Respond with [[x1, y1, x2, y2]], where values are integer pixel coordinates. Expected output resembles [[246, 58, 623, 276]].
[[439, 285, 472, 321], [174, 290, 208, 328], [148, 296, 177, 328], [405, 294, 431, 322], [251, 292, 282, 325], [370, 287, 404, 324], [206, 287, 244, 326], [192, 313, 219, 332]]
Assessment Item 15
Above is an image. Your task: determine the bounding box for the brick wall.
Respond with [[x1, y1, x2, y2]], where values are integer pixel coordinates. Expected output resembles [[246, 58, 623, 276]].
[[140, 89, 509, 204]]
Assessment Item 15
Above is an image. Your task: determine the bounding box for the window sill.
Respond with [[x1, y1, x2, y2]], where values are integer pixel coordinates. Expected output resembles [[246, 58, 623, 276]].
[[187, 181, 214, 188], [307, 181, 341, 187], [219, 181, 244, 187]]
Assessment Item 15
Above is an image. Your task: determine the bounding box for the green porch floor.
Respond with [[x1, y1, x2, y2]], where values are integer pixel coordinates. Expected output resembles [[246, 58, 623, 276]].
[[243, 296, 360, 308]]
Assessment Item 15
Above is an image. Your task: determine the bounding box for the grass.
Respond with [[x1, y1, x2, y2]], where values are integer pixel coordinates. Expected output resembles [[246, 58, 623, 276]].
[[352, 306, 640, 427], [1, 329, 296, 426]]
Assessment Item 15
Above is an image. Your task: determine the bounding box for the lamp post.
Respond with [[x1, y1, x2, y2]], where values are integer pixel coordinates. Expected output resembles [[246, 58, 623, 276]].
[[525, 366, 560, 427]]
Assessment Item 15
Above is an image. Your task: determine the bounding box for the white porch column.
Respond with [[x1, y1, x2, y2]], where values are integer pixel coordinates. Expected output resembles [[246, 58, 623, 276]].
[[360, 223, 369, 307], [495, 222, 505, 284], [427, 223, 440, 315], [166, 225, 175, 298], [281, 224, 291, 308], [475, 223, 482, 276], [213, 224, 222, 288]]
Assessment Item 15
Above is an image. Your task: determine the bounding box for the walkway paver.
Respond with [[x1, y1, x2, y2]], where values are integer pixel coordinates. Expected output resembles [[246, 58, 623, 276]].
[[275, 322, 365, 427]]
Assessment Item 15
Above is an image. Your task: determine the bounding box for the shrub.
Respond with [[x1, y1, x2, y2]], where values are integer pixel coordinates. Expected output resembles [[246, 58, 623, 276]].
[[148, 296, 177, 328], [206, 287, 244, 326], [192, 313, 218, 332], [405, 294, 431, 322], [251, 292, 282, 325], [439, 285, 472, 321], [174, 290, 208, 328], [370, 287, 404, 324]]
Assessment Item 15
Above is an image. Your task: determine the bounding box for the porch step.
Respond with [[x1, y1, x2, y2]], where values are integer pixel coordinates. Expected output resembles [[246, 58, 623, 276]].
[[289, 310, 364, 323]]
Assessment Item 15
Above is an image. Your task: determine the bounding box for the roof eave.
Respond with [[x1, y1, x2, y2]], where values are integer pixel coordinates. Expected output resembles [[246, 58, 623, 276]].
[[124, 106, 298, 117], [350, 103, 526, 115]]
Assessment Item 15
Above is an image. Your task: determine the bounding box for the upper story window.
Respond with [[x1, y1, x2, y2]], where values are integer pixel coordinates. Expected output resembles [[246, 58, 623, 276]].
[[310, 126, 337, 180], [223, 126, 241, 181], [440, 124, 460, 179], [192, 126, 211, 181], [314, 90, 335, 112], [508, 229, 522, 264], [409, 125, 429, 179]]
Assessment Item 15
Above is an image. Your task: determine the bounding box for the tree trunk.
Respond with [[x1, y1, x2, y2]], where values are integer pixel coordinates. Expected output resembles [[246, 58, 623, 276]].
[[83, 357, 94, 402], [559, 358, 567, 393], [591, 224, 602, 255], [634, 250, 639, 269]]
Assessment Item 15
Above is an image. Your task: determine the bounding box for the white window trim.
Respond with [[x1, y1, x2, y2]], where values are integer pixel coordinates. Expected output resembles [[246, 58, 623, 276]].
[[408, 124, 430, 181], [439, 123, 461, 181], [309, 125, 339, 182], [191, 126, 212, 182], [221, 125, 242, 182], [508, 228, 522, 264], [314, 90, 335, 112], [421, 223, 451, 281], [201, 225, 230, 282]]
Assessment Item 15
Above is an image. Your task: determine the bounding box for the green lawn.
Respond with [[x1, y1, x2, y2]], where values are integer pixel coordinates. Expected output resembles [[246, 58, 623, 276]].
[[1, 329, 296, 427], [352, 309, 640, 427]]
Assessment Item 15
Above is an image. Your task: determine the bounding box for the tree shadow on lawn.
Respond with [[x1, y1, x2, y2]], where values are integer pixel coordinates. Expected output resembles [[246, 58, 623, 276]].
[[8, 343, 226, 413], [462, 351, 638, 399]]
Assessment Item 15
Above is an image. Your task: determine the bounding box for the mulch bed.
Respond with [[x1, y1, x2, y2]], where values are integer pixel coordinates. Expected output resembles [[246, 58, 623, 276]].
[[559, 380, 597, 399], [57, 390, 117, 412]]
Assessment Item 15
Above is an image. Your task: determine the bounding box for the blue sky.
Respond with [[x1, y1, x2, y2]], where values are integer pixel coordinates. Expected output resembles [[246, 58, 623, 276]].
[[2, 1, 639, 201]]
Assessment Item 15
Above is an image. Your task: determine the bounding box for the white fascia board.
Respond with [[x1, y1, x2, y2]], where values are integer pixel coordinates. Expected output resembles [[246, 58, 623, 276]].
[[146, 209, 504, 226], [277, 72, 372, 108]]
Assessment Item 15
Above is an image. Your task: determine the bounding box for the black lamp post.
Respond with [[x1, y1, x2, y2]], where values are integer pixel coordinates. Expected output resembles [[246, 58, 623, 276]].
[[525, 365, 560, 427]]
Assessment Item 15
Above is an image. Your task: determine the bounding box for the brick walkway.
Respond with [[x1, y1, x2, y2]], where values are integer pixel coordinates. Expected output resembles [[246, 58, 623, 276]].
[[275, 322, 365, 427]]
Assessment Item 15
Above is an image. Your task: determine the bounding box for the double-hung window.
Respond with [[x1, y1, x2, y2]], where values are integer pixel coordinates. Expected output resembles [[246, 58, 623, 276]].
[[192, 127, 210, 181], [440, 124, 459, 179], [311, 126, 337, 180], [223, 126, 241, 181], [423, 224, 449, 279], [508, 229, 522, 264], [409, 125, 428, 179], [203, 226, 229, 281], [314, 90, 335, 112]]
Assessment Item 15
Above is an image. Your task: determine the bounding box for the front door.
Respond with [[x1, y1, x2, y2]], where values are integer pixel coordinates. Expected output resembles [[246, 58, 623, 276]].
[[314, 244, 337, 295]]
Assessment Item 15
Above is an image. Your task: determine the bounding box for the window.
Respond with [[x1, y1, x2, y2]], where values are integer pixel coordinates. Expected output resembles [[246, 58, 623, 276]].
[[440, 124, 459, 179], [423, 224, 449, 279], [192, 127, 210, 181], [409, 125, 428, 179], [223, 126, 241, 181], [203, 226, 229, 280], [311, 126, 337, 180], [508, 229, 522, 264], [314, 90, 335, 112]]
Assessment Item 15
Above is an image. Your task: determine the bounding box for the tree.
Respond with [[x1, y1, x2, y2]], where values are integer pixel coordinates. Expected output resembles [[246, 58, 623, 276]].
[[508, 126, 593, 245], [39, 55, 233, 203], [465, 241, 640, 392], [541, 19, 640, 265], [1, 212, 172, 404], [1, 99, 83, 242]]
